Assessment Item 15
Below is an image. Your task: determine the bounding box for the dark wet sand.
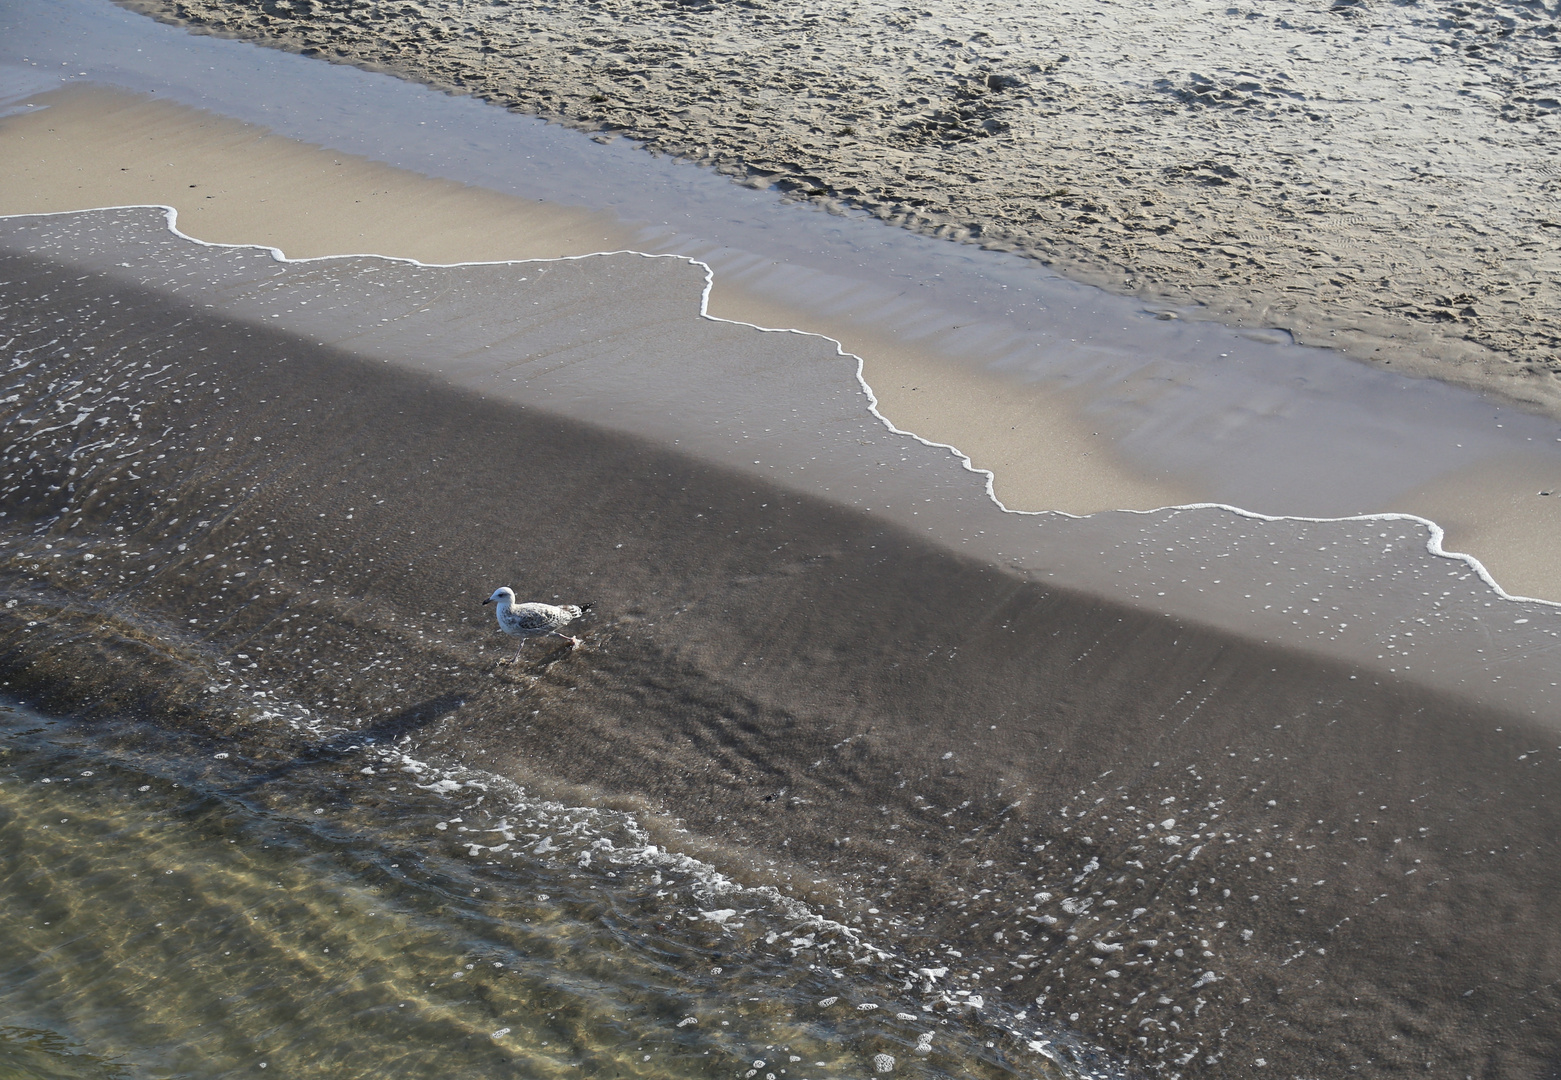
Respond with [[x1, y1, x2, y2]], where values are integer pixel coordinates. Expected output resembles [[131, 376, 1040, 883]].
[[3, 246, 1560, 1077]]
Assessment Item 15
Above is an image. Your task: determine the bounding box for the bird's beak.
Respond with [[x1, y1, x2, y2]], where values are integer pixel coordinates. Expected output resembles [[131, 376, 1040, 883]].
[[483, 598, 494, 605]]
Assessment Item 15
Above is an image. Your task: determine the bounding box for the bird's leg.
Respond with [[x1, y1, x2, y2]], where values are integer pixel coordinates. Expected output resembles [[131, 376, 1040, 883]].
[[499, 640, 525, 665], [550, 630, 584, 651]]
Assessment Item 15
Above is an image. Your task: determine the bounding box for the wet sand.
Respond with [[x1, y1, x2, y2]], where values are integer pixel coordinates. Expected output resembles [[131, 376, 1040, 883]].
[[117, 0, 1561, 419], [0, 84, 1189, 521], [4, 84, 1561, 604], [3, 211, 1561, 1078], [0, 86, 636, 263], [2, 14, 1560, 1072], [6, 205, 1556, 706]]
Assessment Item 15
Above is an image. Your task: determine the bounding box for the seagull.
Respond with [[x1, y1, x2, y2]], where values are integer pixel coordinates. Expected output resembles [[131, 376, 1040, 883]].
[[484, 586, 591, 662]]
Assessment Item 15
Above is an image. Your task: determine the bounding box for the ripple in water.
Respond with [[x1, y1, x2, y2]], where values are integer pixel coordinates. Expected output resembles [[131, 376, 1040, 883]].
[[0, 702, 1110, 1079]]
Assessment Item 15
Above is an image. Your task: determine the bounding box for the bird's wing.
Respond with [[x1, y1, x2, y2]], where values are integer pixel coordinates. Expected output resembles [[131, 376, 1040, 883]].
[[510, 603, 565, 630]]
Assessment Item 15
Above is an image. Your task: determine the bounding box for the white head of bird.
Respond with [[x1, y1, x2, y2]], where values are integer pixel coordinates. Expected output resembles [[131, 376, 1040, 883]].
[[484, 587, 515, 608]]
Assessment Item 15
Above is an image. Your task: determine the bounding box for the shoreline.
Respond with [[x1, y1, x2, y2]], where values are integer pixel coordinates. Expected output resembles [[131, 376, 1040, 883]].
[[0, 84, 1203, 516], [4, 8, 1560, 1076], [11, 193, 1551, 613], [3, 229, 1560, 1076], [3, 84, 1560, 602], [111, 0, 1561, 422]]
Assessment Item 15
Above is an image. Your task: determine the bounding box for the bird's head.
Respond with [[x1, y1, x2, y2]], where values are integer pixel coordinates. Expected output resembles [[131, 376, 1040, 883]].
[[484, 587, 515, 606]]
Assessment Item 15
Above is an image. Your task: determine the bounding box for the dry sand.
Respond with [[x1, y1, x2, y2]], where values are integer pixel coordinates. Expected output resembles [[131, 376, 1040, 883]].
[[118, 0, 1561, 418]]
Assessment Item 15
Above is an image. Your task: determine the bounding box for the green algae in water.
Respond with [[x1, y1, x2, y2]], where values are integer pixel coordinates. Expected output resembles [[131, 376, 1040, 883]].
[[0, 704, 1081, 1080], [0, 1026, 133, 1080]]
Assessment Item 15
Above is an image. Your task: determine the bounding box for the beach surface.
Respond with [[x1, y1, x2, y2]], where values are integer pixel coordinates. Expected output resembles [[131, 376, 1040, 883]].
[[3, 82, 1561, 603], [1, 5, 1560, 1077], [117, 0, 1561, 417], [0, 83, 1196, 521], [3, 201, 1561, 1080]]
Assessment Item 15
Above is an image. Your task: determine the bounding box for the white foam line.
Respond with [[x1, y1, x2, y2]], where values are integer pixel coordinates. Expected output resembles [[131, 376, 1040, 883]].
[[7, 203, 1556, 612]]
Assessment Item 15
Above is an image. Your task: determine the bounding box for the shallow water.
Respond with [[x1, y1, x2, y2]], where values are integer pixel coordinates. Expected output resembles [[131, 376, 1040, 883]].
[[2, 206, 1560, 1077], [0, 700, 1106, 1079]]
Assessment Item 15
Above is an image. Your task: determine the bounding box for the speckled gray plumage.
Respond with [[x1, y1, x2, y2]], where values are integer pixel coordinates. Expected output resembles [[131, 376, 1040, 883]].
[[485, 586, 589, 659]]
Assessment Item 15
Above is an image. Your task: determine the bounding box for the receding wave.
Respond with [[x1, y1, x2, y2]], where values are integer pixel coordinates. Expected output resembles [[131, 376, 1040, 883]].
[[2, 702, 1092, 1080]]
